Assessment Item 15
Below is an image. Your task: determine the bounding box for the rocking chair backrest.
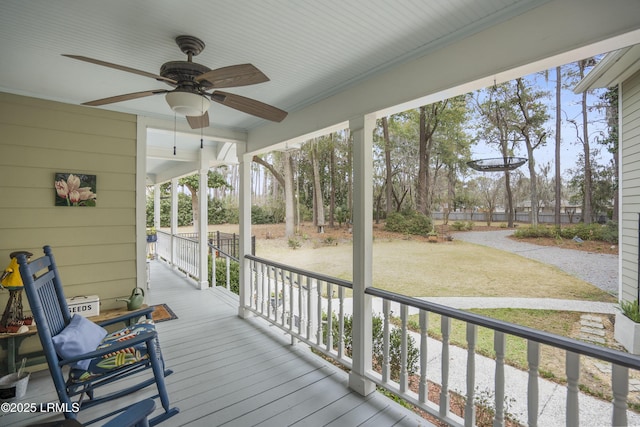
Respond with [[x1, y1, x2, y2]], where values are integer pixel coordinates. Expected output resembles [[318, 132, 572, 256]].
[[18, 245, 72, 359]]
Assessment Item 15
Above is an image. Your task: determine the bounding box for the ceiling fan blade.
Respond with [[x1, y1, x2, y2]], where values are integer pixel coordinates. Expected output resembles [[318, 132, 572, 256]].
[[211, 91, 287, 122], [195, 64, 269, 88], [62, 55, 177, 85], [186, 112, 209, 129], [82, 89, 168, 106]]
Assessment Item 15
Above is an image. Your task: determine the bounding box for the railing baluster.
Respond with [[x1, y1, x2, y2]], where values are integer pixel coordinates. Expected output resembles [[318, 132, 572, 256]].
[[338, 286, 345, 359], [400, 304, 408, 393], [259, 262, 265, 314], [383, 299, 391, 384], [566, 351, 580, 427], [317, 280, 323, 346], [528, 340, 540, 427], [494, 331, 505, 427], [297, 273, 303, 335], [288, 270, 294, 332], [275, 267, 281, 322], [465, 323, 477, 427], [326, 282, 333, 352], [419, 309, 428, 404], [612, 363, 629, 427], [306, 276, 313, 341], [266, 265, 272, 319], [440, 315, 451, 418], [248, 259, 255, 308], [225, 256, 230, 290], [280, 268, 286, 326]]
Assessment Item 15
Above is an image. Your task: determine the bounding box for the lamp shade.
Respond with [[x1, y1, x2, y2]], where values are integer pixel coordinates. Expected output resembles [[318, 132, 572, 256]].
[[165, 91, 210, 116]]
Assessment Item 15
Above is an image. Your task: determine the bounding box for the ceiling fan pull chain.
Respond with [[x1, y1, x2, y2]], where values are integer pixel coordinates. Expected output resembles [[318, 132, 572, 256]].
[[173, 113, 177, 156]]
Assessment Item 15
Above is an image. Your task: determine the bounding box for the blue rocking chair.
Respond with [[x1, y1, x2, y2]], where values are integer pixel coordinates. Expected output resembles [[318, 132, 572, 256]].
[[17, 246, 178, 426]]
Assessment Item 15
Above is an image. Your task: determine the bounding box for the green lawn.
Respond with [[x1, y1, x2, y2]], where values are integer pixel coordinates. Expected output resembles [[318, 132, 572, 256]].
[[257, 238, 615, 302]]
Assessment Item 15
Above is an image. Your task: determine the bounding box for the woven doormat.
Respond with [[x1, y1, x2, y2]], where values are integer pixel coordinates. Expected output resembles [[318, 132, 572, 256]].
[[151, 304, 178, 323]]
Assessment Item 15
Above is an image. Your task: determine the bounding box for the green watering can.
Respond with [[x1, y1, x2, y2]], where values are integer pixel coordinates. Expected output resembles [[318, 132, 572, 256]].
[[117, 287, 145, 311]]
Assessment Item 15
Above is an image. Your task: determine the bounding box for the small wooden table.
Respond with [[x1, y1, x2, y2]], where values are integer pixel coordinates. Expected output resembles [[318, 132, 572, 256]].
[[0, 305, 150, 375]]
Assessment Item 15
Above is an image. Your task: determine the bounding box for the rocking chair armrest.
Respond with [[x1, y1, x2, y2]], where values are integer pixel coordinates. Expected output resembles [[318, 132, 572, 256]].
[[57, 329, 158, 367], [97, 306, 155, 327]]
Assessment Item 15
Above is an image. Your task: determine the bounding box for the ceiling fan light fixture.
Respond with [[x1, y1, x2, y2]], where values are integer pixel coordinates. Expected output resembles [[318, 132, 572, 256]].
[[165, 91, 210, 116]]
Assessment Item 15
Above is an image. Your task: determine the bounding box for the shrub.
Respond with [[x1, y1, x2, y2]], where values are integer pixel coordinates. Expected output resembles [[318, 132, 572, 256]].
[[208, 198, 230, 224], [451, 221, 466, 231], [384, 212, 408, 233], [513, 226, 556, 239], [288, 237, 301, 249], [620, 299, 640, 322], [251, 205, 275, 224], [601, 221, 618, 244], [384, 211, 432, 236], [513, 223, 619, 245], [208, 255, 240, 294], [323, 313, 419, 381]]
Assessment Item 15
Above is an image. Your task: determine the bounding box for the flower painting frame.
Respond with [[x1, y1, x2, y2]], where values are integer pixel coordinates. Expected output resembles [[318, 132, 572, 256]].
[[55, 173, 97, 207]]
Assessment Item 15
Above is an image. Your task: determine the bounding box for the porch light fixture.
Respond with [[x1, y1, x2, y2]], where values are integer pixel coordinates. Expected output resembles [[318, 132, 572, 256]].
[[165, 91, 210, 116]]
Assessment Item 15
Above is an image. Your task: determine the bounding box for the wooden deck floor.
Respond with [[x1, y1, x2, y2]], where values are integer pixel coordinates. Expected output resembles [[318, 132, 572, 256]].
[[3, 260, 431, 426]]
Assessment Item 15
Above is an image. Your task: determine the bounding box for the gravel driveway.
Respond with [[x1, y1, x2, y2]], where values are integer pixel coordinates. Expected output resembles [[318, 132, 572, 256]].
[[453, 229, 619, 295]]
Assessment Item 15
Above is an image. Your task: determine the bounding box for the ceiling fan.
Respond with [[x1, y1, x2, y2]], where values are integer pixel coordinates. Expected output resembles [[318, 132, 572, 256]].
[[63, 35, 287, 129]]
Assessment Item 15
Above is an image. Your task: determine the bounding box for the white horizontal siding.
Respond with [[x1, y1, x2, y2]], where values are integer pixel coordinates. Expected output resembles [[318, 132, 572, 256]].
[[0, 93, 138, 316], [621, 70, 640, 303]]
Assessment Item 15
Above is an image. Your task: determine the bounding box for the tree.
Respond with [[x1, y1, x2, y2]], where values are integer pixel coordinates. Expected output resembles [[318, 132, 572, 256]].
[[474, 84, 519, 227], [417, 101, 449, 217], [513, 77, 549, 226], [178, 170, 230, 233], [564, 59, 599, 224], [253, 152, 298, 237], [381, 116, 393, 217], [599, 86, 619, 222], [476, 175, 503, 226], [308, 138, 325, 232], [554, 66, 562, 227]]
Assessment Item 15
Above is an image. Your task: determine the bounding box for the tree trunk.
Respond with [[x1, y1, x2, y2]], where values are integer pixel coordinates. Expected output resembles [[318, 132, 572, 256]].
[[417, 106, 428, 214], [580, 61, 592, 224], [329, 134, 336, 227], [311, 140, 325, 233], [526, 142, 539, 226], [382, 117, 393, 216], [284, 151, 296, 237], [499, 139, 514, 228], [184, 183, 199, 233], [555, 66, 562, 228], [253, 154, 297, 237], [417, 105, 438, 217]]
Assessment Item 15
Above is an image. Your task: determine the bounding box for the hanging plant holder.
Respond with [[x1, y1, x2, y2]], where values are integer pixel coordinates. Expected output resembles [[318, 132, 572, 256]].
[[467, 157, 527, 172]]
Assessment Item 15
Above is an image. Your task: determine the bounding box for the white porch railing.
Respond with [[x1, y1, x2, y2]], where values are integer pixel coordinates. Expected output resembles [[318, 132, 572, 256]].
[[156, 230, 199, 280], [245, 254, 640, 427], [156, 231, 243, 290], [246, 255, 354, 368]]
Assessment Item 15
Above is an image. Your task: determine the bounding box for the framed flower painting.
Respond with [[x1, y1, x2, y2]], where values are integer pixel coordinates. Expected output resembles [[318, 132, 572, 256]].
[[55, 173, 97, 207]]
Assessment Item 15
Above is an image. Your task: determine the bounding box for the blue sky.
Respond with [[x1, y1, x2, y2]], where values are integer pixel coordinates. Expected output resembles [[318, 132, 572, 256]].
[[468, 65, 612, 180]]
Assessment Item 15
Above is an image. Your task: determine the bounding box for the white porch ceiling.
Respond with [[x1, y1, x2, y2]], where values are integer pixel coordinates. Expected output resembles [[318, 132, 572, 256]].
[[1, 0, 640, 180]]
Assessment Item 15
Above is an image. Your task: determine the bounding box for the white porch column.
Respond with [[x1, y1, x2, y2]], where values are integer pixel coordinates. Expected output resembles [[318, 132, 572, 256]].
[[153, 184, 161, 231], [197, 159, 209, 289], [238, 143, 252, 318], [170, 177, 179, 268], [348, 114, 376, 396]]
